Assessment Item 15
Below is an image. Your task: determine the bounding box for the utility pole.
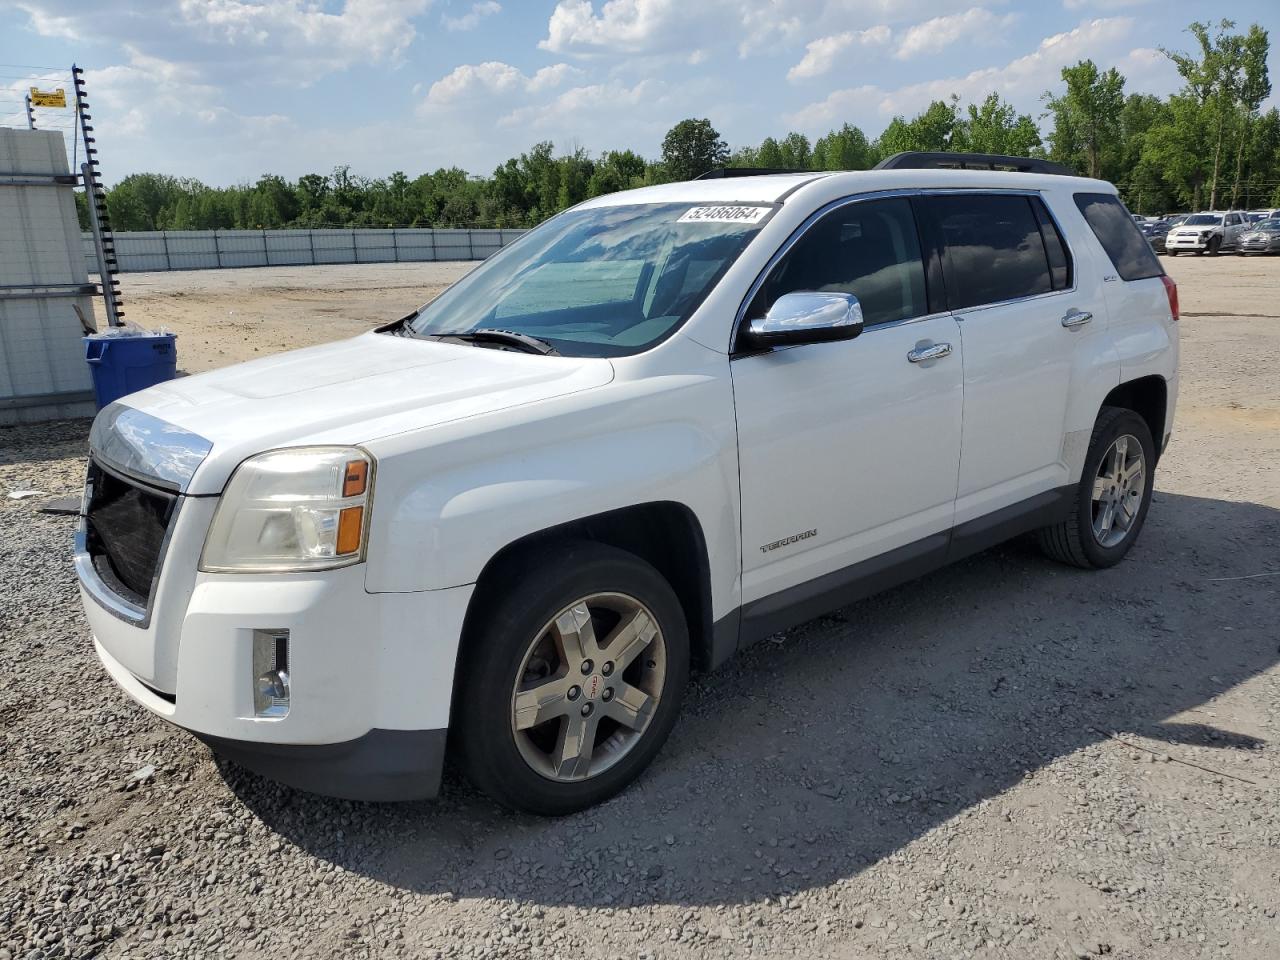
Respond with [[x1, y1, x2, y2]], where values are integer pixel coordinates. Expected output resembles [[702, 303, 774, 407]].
[[25, 92, 35, 130]]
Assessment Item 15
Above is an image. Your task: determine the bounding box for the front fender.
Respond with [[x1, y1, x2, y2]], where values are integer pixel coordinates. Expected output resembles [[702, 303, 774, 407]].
[[360, 371, 741, 620]]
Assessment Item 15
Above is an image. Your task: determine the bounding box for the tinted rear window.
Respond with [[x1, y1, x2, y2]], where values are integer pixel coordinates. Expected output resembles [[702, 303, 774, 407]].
[[1073, 193, 1164, 281], [927, 194, 1054, 309]]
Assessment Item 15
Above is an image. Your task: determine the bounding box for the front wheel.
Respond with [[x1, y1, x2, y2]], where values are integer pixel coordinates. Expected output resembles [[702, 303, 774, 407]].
[[456, 542, 689, 815], [1038, 407, 1155, 569], [1208, 236, 1222, 256]]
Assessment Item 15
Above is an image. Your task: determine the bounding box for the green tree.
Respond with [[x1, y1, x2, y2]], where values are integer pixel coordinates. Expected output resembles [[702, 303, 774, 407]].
[[812, 123, 873, 170], [876, 98, 961, 155], [955, 94, 1042, 156], [1045, 60, 1126, 178], [660, 118, 729, 181], [1163, 20, 1269, 208]]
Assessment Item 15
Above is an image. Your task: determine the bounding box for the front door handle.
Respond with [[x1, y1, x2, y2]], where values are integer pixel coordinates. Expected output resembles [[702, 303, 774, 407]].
[[907, 342, 952, 363], [1061, 309, 1093, 328]]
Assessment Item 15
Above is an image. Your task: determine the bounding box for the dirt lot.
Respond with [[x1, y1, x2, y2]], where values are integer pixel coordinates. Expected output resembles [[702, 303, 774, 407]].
[[1, 255, 1278, 960]]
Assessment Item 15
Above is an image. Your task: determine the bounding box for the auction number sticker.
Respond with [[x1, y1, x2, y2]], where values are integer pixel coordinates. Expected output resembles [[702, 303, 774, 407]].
[[678, 206, 772, 224]]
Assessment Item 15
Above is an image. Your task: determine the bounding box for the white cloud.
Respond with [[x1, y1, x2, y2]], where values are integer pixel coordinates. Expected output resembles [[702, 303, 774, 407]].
[[174, 0, 433, 70], [90, 46, 290, 139], [443, 0, 500, 32], [424, 61, 580, 106], [788, 17, 1136, 130], [541, 0, 702, 56], [499, 78, 664, 130], [787, 26, 891, 82], [10, 1, 434, 80], [895, 7, 1019, 60], [1063, 0, 1151, 9], [538, 0, 980, 59]]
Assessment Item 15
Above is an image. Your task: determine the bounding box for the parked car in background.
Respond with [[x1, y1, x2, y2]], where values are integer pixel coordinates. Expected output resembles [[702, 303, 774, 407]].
[[1237, 218, 1280, 255], [1165, 211, 1246, 255], [1165, 214, 1190, 228], [76, 154, 1179, 814], [1141, 219, 1171, 253]]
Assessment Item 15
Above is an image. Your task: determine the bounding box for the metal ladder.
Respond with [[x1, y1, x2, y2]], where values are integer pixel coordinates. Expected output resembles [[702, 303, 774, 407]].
[[73, 64, 124, 328]]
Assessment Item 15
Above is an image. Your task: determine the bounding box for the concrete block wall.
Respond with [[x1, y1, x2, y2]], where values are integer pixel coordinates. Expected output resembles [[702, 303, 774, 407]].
[[0, 128, 97, 425]]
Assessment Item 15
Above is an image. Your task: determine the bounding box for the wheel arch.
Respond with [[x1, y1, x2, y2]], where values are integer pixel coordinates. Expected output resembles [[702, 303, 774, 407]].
[[459, 501, 720, 678], [1101, 375, 1168, 458]]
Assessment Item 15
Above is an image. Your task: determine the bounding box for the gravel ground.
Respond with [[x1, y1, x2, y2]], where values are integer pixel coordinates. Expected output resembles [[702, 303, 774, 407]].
[[1, 255, 1278, 960]]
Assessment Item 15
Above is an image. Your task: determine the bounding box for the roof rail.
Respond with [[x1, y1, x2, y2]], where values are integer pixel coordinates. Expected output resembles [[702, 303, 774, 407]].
[[874, 152, 1076, 176], [694, 167, 812, 180]]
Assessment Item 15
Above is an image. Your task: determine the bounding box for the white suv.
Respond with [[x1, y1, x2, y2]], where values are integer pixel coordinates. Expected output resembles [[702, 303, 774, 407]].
[[1165, 210, 1246, 255], [77, 154, 1179, 815]]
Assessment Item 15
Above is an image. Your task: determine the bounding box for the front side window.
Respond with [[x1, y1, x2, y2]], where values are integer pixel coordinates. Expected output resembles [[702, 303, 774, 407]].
[[927, 194, 1054, 309], [1074, 193, 1164, 282], [409, 202, 770, 357], [746, 197, 927, 327]]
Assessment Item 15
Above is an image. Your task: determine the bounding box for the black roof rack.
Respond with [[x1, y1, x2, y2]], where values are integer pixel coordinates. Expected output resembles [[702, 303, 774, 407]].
[[874, 152, 1076, 176], [694, 167, 812, 180]]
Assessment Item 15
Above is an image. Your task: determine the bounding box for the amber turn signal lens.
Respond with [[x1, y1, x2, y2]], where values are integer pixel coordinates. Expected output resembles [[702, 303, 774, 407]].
[[336, 506, 364, 555], [342, 459, 368, 497]]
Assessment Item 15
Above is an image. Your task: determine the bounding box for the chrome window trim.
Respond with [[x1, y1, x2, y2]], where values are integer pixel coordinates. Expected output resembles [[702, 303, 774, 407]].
[[74, 459, 185, 629], [731, 186, 1078, 353]]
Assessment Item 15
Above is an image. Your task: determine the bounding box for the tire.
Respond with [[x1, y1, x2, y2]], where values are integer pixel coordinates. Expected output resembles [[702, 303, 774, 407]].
[[1038, 406, 1156, 570], [455, 541, 690, 815], [1208, 235, 1222, 256]]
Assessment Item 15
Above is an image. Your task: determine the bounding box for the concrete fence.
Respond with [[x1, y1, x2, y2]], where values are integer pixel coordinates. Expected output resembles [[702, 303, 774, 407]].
[[82, 227, 528, 273]]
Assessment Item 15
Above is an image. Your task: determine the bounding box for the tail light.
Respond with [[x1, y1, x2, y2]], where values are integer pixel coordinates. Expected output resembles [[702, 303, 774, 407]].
[[1160, 275, 1179, 321]]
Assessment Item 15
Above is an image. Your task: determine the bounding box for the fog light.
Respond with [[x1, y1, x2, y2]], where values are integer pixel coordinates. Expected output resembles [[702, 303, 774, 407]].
[[252, 629, 290, 718]]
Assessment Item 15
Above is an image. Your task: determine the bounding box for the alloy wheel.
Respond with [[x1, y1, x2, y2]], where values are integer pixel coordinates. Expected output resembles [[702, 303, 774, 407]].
[[1091, 434, 1146, 548], [510, 592, 667, 782]]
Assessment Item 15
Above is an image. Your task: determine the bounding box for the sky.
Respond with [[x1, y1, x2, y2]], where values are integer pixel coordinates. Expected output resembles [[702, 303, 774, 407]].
[[1, 0, 1278, 186]]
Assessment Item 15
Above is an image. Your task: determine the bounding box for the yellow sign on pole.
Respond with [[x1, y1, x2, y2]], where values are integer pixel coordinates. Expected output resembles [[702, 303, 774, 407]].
[[29, 87, 67, 108]]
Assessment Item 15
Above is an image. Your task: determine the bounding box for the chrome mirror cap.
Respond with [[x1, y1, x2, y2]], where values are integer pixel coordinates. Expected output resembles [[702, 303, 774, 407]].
[[746, 291, 864, 348]]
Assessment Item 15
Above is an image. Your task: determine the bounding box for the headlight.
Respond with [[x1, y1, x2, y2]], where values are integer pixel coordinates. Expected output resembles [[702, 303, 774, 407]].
[[200, 447, 374, 573]]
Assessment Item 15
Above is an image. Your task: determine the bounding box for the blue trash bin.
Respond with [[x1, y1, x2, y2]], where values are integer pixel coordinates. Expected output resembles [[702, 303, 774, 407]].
[[84, 332, 178, 410]]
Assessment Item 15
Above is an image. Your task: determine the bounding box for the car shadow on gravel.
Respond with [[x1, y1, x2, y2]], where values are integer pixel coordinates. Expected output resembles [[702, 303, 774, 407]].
[[224, 490, 1280, 909]]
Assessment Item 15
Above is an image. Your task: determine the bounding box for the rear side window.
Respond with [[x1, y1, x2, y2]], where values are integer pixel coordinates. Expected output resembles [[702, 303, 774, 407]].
[[1030, 197, 1072, 290], [1073, 193, 1164, 282], [926, 194, 1054, 309]]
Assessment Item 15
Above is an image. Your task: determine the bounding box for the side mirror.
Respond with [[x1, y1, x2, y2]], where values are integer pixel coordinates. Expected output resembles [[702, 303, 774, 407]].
[[744, 291, 864, 348]]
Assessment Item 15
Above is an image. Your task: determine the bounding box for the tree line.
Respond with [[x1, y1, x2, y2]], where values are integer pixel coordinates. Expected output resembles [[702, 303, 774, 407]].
[[89, 18, 1276, 232]]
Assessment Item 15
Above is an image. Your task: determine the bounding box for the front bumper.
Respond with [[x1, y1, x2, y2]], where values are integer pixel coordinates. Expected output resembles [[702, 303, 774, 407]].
[[1165, 234, 1213, 251], [195, 728, 447, 801], [82, 514, 475, 801]]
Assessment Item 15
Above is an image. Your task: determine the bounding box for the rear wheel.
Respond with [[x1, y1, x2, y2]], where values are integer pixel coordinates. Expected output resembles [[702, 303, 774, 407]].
[[456, 542, 689, 815], [1038, 407, 1155, 569]]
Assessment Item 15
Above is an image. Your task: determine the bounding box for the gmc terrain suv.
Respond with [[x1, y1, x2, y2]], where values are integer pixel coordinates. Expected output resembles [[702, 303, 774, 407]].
[[77, 153, 1179, 815]]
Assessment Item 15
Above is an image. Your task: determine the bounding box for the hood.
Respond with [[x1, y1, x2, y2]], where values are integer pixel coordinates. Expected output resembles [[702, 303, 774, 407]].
[[111, 332, 614, 495]]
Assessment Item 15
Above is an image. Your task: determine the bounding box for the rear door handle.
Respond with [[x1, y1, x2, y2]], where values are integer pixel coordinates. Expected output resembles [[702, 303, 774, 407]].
[[1061, 309, 1093, 328], [907, 342, 952, 363]]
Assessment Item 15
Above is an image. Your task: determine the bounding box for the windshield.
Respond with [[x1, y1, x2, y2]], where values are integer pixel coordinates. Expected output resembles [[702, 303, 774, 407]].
[[1183, 214, 1221, 226], [408, 202, 772, 357], [1255, 220, 1280, 232]]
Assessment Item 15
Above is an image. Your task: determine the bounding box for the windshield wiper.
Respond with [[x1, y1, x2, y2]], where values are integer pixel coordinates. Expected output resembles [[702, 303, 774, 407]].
[[418, 328, 559, 356]]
